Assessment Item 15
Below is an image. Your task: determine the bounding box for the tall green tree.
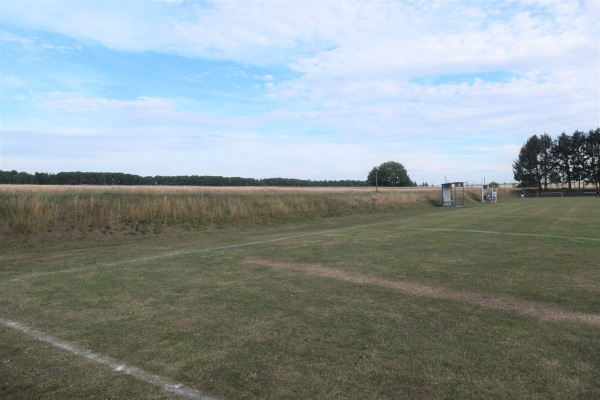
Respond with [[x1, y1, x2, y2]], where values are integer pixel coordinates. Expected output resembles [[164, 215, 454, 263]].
[[538, 133, 555, 190], [586, 128, 600, 188], [552, 132, 574, 190], [367, 161, 414, 187], [513, 135, 543, 189], [513, 128, 600, 189], [570, 130, 588, 189]]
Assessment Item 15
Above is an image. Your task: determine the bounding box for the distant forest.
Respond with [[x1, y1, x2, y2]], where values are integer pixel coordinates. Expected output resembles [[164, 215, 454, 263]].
[[0, 170, 369, 187]]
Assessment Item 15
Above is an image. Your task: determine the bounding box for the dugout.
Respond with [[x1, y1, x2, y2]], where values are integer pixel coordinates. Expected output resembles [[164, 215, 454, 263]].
[[441, 182, 465, 207], [482, 184, 497, 203]]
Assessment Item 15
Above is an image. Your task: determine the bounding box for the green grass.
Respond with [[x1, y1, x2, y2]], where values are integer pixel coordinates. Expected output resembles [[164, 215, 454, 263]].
[[1, 193, 599, 399]]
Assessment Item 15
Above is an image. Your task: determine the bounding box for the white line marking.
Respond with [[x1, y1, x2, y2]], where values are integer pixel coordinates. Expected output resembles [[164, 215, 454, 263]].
[[410, 227, 600, 241], [4, 217, 597, 284], [1, 319, 218, 400], [3, 221, 392, 282], [0, 279, 22, 286]]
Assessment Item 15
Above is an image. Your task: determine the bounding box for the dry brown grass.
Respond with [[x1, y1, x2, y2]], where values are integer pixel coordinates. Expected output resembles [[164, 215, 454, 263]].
[[0, 185, 453, 241]]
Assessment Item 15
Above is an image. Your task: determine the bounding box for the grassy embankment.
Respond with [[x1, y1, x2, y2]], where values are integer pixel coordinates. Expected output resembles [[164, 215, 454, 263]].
[[0, 185, 503, 241]]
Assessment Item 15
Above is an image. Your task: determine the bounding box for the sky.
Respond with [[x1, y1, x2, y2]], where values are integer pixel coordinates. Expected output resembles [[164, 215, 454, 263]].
[[1, 0, 598, 185]]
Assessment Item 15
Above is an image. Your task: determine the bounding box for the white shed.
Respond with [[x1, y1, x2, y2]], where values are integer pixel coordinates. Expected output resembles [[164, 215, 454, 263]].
[[441, 182, 465, 207]]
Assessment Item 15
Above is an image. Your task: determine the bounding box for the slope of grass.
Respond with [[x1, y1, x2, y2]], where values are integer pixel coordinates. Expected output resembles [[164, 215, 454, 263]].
[[0, 185, 450, 241]]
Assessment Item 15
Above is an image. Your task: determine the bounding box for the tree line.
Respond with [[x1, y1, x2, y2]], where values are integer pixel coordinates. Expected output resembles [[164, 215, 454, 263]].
[[0, 170, 369, 187], [513, 128, 600, 190]]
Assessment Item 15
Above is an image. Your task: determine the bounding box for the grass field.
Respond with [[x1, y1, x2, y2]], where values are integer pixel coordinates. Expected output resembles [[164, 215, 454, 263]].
[[1, 187, 599, 399]]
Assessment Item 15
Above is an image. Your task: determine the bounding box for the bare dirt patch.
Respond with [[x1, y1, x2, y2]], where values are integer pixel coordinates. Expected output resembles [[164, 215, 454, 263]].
[[245, 258, 600, 327]]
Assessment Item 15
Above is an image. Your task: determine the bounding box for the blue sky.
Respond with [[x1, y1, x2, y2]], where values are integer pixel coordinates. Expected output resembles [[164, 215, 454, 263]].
[[1, 0, 598, 184]]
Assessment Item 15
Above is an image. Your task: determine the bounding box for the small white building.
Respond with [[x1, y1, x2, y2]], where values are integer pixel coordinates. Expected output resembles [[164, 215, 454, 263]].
[[441, 182, 465, 207]]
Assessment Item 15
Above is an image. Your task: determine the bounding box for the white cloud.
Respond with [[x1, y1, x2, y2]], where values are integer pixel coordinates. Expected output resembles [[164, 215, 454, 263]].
[[2, 1, 596, 82], [1, 0, 598, 182], [33, 92, 178, 114], [2, 74, 26, 88]]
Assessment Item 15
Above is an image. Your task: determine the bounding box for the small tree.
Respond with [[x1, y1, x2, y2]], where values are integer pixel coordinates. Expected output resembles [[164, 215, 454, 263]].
[[367, 161, 414, 187]]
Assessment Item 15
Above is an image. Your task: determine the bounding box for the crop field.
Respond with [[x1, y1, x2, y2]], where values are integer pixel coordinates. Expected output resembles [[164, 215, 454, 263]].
[[1, 186, 599, 399]]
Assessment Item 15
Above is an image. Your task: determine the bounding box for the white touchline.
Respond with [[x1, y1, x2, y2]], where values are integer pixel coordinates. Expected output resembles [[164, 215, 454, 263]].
[[3, 217, 597, 286], [409, 227, 600, 241], [0, 319, 219, 400], [2, 219, 394, 282]]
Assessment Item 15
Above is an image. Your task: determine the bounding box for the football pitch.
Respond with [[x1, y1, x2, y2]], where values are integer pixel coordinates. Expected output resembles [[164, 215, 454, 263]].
[[1, 196, 599, 399]]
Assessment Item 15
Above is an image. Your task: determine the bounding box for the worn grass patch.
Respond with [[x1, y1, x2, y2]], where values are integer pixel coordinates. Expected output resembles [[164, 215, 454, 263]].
[[1, 194, 599, 399]]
